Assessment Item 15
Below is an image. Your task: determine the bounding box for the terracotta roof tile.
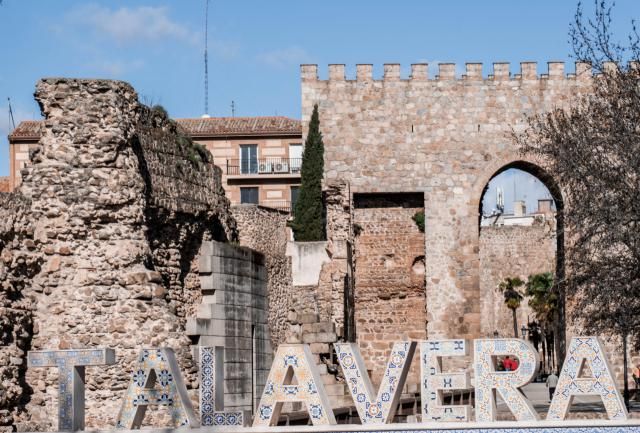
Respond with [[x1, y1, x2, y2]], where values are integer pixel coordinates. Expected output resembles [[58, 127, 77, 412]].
[[8, 117, 302, 140], [176, 116, 301, 137], [8, 120, 43, 140]]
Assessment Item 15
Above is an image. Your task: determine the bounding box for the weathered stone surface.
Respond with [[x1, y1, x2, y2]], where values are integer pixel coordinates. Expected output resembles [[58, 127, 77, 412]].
[[0, 78, 237, 430], [231, 205, 292, 347]]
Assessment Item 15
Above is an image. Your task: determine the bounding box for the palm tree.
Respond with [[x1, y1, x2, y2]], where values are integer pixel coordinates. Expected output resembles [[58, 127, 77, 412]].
[[498, 277, 525, 338], [526, 272, 557, 372]]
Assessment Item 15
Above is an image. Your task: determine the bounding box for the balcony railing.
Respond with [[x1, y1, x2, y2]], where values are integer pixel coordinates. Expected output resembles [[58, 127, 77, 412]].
[[226, 158, 302, 176], [233, 200, 296, 215]]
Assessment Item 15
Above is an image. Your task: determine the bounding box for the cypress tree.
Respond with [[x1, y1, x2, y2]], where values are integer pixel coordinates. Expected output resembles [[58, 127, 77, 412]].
[[290, 104, 325, 241]]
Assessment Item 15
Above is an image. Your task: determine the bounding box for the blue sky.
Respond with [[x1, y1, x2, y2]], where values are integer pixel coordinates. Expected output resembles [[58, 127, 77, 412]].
[[1, 0, 638, 210]]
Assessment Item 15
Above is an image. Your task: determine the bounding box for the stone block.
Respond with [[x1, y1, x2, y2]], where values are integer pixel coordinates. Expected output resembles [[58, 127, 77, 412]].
[[309, 343, 331, 354], [323, 383, 347, 396], [301, 332, 337, 344], [298, 313, 319, 324]]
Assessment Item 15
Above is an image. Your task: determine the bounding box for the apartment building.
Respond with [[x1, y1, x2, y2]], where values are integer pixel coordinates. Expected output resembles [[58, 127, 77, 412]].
[[7, 116, 303, 213], [177, 116, 302, 212]]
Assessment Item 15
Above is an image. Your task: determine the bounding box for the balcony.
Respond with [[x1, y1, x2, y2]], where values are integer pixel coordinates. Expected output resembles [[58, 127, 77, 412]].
[[226, 158, 302, 179], [232, 200, 295, 215]]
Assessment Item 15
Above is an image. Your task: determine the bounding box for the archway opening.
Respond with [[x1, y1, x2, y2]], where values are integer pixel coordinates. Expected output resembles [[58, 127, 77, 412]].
[[477, 161, 564, 377]]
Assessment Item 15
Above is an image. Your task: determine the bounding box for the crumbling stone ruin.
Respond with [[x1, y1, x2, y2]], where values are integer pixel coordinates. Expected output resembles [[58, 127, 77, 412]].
[[0, 78, 245, 430]]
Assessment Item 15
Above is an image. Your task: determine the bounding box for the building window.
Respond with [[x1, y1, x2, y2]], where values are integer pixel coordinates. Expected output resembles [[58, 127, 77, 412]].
[[240, 144, 258, 174], [289, 143, 302, 173], [291, 186, 300, 209], [240, 187, 259, 204]]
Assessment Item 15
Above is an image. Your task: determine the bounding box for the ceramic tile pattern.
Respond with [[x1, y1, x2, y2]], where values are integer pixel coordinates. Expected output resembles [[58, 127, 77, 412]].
[[547, 337, 628, 421], [199, 346, 246, 426], [474, 339, 540, 422], [116, 348, 199, 429], [419, 339, 472, 422], [27, 349, 115, 431], [254, 344, 336, 426], [335, 342, 416, 424]]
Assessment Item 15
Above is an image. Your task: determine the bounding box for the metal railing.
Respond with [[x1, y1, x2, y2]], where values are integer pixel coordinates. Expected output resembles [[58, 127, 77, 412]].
[[226, 158, 302, 176], [233, 200, 296, 215]]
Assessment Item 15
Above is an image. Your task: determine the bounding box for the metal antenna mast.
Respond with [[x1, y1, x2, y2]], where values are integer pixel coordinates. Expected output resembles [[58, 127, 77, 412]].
[[203, 0, 210, 117], [7, 98, 15, 130]]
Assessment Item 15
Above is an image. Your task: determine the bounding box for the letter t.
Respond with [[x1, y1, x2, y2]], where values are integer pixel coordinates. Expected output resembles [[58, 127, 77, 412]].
[[28, 349, 116, 431]]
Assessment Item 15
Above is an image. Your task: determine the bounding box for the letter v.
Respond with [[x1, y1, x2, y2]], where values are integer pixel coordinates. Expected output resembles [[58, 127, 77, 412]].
[[335, 342, 416, 424]]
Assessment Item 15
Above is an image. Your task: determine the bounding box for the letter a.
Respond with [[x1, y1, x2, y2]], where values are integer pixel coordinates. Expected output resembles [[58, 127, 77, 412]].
[[419, 339, 471, 422], [547, 337, 627, 420], [116, 348, 199, 429], [335, 341, 416, 424], [474, 339, 539, 422], [254, 344, 335, 426]]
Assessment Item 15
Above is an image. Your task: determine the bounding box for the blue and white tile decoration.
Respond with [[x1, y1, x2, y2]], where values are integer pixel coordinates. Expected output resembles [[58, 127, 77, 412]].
[[290, 427, 638, 433], [335, 341, 416, 424], [547, 337, 628, 421], [116, 348, 199, 429], [28, 348, 115, 432], [474, 339, 540, 422], [419, 339, 472, 422], [254, 344, 335, 426], [198, 346, 246, 426]]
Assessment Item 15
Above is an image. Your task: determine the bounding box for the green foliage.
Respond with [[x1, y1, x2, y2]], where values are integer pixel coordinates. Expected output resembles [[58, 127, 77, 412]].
[[151, 104, 169, 119], [499, 277, 524, 310], [498, 276, 525, 337], [412, 210, 425, 232], [525, 272, 557, 329], [289, 104, 325, 241]]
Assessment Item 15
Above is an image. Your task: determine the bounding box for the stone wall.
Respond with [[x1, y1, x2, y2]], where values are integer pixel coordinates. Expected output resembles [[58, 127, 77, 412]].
[[0, 78, 237, 430], [352, 193, 426, 386], [479, 222, 556, 338], [187, 241, 272, 412], [231, 205, 291, 347], [301, 62, 589, 341], [0, 193, 34, 426]]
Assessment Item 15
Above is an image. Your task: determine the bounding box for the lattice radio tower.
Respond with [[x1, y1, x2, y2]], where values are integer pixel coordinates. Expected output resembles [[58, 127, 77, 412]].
[[203, 0, 210, 117]]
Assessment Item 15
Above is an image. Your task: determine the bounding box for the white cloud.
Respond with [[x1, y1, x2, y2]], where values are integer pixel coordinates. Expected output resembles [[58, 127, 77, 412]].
[[257, 46, 311, 69], [88, 59, 145, 77], [67, 4, 199, 46]]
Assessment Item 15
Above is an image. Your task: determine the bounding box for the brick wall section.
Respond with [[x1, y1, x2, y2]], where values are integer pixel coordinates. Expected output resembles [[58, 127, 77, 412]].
[[0, 178, 9, 193], [0, 78, 238, 430], [479, 222, 556, 338], [301, 62, 590, 341], [353, 200, 426, 386], [231, 205, 292, 347]]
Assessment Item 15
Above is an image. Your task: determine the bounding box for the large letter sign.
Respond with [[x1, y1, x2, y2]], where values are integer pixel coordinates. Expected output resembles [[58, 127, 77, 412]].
[[547, 337, 628, 420], [474, 339, 539, 422], [27, 349, 116, 431], [335, 341, 416, 424], [419, 339, 471, 422], [116, 348, 199, 429], [254, 344, 335, 426], [199, 346, 249, 426]]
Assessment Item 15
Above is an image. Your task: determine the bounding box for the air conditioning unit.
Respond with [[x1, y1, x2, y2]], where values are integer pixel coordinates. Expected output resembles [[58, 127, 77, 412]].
[[274, 161, 289, 173], [258, 162, 272, 173]]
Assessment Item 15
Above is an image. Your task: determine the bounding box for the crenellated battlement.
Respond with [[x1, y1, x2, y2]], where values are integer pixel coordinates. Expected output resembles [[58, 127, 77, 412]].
[[300, 61, 617, 82]]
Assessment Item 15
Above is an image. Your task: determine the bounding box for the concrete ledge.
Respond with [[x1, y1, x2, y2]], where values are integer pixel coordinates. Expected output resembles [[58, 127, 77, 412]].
[[286, 241, 330, 286], [26, 418, 640, 433]]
